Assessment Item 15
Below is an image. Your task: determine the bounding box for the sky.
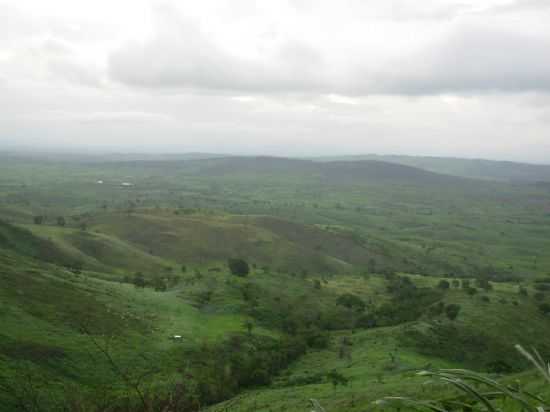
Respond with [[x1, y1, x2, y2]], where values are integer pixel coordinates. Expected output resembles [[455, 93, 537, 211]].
[[1, 0, 550, 162]]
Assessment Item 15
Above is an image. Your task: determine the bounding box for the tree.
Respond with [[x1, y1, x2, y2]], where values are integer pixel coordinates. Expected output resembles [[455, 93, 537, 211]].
[[475, 278, 493, 292], [181, 265, 187, 273], [466, 287, 478, 296], [451, 279, 460, 288], [153, 277, 167, 292], [445, 304, 461, 320], [367, 258, 377, 274], [518, 286, 528, 297], [56, 216, 66, 227], [133, 272, 146, 288], [538, 302, 550, 315], [336, 293, 366, 312], [228, 258, 250, 277], [327, 370, 348, 390], [243, 319, 254, 336], [437, 280, 450, 290], [33, 215, 44, 225]]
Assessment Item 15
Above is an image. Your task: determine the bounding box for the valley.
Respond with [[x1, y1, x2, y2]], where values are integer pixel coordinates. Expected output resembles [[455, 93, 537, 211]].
[[1, 154, 550, 411]]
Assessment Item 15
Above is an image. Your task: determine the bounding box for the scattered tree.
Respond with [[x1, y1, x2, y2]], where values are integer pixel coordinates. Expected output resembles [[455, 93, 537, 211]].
[[153, 277, 167, 292], [336, 293, 366, 312], [437, 280, 450, 290], [228, 258, 250, 277], [538, 302, 550, 315], [445, 304, 461, 320], [133, 272, 146, 288]]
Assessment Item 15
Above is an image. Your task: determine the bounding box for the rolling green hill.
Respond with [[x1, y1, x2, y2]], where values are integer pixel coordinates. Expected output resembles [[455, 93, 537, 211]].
[[313, 154, 550, 183], [2, 155, 550, 411]]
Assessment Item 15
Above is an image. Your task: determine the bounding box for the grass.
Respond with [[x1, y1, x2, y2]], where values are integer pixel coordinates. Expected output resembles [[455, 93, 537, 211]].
[[2, 155, 550, 411]]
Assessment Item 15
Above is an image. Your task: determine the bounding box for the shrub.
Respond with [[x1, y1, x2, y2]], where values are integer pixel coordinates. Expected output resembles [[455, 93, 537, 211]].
[[445, 304, 461, 320], [133, 272, 146, 288], [539, 302, 550, 315], [466, 287, 478, 296], [518, 286, 528, 297], [228, 258, 250, 277], [336, 293, 366, 312], [437, 280, 450, 290], [534, 292, 545, 302]]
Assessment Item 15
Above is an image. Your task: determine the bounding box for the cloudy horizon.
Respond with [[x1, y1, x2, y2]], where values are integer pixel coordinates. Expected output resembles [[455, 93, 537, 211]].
[[1, 0, 550, 162]]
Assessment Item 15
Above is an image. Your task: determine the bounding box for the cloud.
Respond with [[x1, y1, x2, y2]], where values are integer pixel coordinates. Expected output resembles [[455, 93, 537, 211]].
[[367, 25, 550, 95], [108, 5, 329, 94], [108, 4, 550, 97]]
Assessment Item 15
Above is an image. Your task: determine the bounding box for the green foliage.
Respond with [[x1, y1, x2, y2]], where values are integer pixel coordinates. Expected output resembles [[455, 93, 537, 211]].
[[152, 276, 167, 292], [133, 272, 146, 288], [336, 293, 366, 312], [539, 302, 550, 315], [445, 303, 461, 320], [378, 345, 550, 412], [437, 279, 450, 290], [228, 258, 250, 277]]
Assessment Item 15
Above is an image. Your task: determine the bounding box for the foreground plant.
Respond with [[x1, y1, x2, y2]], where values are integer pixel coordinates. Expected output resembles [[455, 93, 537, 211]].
[[375, 345, 549, 412]]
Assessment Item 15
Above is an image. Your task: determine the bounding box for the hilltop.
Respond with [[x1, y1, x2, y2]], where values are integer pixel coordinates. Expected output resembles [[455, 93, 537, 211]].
[[313, 154, 550, 183]]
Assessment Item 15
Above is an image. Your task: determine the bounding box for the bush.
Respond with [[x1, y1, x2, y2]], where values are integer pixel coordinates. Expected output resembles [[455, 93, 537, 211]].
[[539, 303, 550, 315], [336, 293, 365, 312], [133, 272, 146, 288], [518, 286, 528, 297], [153, 277, 167, 292], [429, 301, 445, 316], [228, 258, 250, 277], [437, 280, 450, 290], [355, 313, 378, 329], [466, 287, 478, 296], [445, 304, 461, 320]]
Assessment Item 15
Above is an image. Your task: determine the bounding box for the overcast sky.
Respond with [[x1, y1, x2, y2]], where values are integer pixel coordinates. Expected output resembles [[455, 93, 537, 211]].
[[1, 0, 550, 162]]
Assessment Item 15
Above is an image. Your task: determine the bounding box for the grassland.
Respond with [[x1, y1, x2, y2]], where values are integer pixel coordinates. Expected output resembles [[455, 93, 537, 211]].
[[1, 154, 550, 411]]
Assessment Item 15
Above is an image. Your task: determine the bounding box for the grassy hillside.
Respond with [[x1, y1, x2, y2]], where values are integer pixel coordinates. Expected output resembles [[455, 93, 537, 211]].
[[314, 154, 550, 183], [207, 273, 550, 412], [2, 155, 550, 411]]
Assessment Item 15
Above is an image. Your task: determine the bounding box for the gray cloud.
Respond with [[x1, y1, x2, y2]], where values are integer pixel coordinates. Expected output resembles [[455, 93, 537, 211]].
[[368, 25, 550, 95], [108, 5, 550, 97], [2, 0, 550, 162], [108, 5, 330, 94]]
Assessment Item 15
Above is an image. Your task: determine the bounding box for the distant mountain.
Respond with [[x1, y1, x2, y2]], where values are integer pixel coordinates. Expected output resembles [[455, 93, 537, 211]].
[[311, 154, 550, 183], [189, 156, 468, 186], [0, 151, 227, 163]]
